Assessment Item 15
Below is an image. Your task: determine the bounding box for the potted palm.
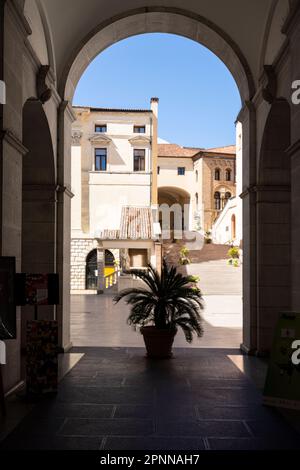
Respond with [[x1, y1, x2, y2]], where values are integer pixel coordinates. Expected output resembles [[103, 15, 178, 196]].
[[113, 260, 204, 358]]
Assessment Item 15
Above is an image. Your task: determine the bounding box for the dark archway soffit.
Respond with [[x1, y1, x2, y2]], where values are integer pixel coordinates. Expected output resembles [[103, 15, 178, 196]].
[[59, 6, 255, 101]]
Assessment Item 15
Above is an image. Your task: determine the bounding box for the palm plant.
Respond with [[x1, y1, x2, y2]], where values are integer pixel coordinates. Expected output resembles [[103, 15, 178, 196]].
[[114, 260, 204, 343]]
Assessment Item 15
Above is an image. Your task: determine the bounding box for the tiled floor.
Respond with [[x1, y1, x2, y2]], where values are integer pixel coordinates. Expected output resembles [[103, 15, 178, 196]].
[[71, 294, 242, 348], [1, 347, 299, 450]]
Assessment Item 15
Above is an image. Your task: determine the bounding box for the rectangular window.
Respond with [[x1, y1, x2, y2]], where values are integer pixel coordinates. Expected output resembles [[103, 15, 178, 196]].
[[134, 149, 146, 172], [178, 167, 185, 176], [95, 148, 107, 171], [95, 124, 107, 133], [133, 125, 146, 134], [157, 166, 160, 175]]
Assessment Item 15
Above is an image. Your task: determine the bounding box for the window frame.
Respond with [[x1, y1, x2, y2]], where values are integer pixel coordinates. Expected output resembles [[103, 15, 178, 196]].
[[215, 168, 221, 181], [133, 125, 146, 134], [214, 191, 221, 210], [225, 169, 232, 182], [95, 148, 107, 172], [133, 149, 146, 172], [95, 124, 107, 133]]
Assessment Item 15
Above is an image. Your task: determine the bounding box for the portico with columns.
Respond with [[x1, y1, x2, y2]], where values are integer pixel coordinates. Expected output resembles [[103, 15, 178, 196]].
[[0, 0, 300, 396]]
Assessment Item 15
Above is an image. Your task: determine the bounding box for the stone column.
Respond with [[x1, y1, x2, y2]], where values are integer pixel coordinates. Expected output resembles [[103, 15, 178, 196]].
[[57, 101, 76, 351], [238, 102, 258, 355], [0, 0, 31, 392], [97, 247, 105, 294]]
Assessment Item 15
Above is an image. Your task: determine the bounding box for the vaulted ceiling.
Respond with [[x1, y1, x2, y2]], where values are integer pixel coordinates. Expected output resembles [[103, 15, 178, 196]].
[[32, 0, 290, 97]]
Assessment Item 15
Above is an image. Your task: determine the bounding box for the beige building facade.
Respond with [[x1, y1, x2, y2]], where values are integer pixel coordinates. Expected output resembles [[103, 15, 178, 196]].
[[70, 100, 160, 292], [158, 144, 237, 235]]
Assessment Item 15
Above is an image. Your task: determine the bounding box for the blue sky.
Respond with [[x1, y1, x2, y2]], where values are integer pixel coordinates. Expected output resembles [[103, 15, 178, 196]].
[[73, 33, 241, 149]]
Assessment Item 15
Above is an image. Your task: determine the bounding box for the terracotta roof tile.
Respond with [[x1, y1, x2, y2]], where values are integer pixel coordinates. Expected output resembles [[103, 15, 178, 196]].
[[120, 207, 153, 240], [158, 144, 200, 158], [205, 145, 236, 154]]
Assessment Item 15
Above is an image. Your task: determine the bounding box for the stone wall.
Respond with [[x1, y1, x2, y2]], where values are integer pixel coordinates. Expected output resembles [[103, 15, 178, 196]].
[[71, 238, 95, 291], [70, 238, 120, 291]]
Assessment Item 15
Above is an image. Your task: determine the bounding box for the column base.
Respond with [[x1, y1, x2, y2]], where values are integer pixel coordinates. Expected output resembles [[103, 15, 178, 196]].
[[240, 343, 257, 356]]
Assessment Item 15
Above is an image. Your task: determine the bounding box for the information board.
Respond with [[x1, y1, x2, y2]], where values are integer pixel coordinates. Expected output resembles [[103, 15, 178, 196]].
[[26, 320, 58, 395], [263, 312, 300, 410]]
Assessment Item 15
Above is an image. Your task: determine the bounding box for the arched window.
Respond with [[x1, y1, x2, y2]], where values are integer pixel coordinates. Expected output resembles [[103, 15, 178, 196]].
[[195, 193, 199, 210], [86, 249, 98, 290], [195, 170, 198, 182], [225, 169, 232, 181], [214, 191, 221, 210], [225, 191, 232, 200], [105, 250, 115, 266], [215, 168, 220, 181]]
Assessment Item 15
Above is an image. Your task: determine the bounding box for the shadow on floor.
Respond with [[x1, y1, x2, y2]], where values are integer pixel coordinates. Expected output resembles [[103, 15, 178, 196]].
[[1, 347, 299, 450]]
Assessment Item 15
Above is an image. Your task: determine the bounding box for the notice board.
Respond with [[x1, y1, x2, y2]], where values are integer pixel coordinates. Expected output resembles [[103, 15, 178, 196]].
[[263, 312, 300, 410]]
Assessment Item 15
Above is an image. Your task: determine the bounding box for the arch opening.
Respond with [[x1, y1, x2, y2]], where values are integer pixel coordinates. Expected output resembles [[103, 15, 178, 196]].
[[61, 9, 253, 104], [256, 98, 291, 352], [21, 98, 56, 347]]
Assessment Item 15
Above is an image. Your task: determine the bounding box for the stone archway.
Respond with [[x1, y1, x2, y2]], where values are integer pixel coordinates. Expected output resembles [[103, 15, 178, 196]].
[[158, 186, 191, 240], [57, 8, 257, 354], [21, 98, 57, 347], [60, 8, 254, 104], [256, 98, 291, 353]]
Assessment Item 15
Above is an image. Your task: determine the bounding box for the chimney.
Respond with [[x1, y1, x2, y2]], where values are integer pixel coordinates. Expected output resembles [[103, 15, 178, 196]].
[[151, 97, 159, 118]]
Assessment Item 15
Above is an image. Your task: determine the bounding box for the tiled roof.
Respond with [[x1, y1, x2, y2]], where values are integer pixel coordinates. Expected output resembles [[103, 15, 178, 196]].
[[97, 230, 120, 240], [158, 144, 200, 158], [205, 145, 236, 154], [97, 207, 153, 241], [73, 106, 151, 113], [120, 207, 153, 240]]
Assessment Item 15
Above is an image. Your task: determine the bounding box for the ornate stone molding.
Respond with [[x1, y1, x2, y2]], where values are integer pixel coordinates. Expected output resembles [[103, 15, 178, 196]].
[[7, 0, 32, 39], [89, 134, 112, 145], [72, 130, 83, 146], [261, 65, 277, 104], [129, 135, 151, 145], [37, 65, 52, 104]]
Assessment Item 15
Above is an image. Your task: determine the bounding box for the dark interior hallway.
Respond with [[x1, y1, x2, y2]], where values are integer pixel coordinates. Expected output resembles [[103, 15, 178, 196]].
[[1, 348, 299, 450]]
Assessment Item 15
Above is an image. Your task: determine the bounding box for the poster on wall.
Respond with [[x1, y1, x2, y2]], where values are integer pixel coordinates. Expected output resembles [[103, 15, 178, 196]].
[[15, 273, 59, 307], [25, 274, 49, 305], [26, 320, 58, 395], [0, 257, 16, 340], [263, 312, 300, 410]]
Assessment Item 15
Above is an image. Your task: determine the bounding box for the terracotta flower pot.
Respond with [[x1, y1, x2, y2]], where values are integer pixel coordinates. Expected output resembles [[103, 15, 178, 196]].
[[141, 326, 177, 359]]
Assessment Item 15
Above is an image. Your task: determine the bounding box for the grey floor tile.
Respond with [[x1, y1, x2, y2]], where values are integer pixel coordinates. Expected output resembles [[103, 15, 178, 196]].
[[58, 418, 154, 437], [157, 419, 250, 438], [114, 405, 154, 419], [209, 437, 300, 450], [104, 437, 206, 450]]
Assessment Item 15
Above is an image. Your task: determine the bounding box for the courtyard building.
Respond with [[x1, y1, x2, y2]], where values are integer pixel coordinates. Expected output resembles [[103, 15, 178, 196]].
[[70, 100, 161, 294]]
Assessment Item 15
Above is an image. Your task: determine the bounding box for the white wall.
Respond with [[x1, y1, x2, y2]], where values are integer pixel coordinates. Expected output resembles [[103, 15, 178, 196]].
[[71, 144, 82, 233], [212, 198, 237, 245], [158, 156, 194, 193], [71, 108, 153, 236], [236, 121, 243, 244]]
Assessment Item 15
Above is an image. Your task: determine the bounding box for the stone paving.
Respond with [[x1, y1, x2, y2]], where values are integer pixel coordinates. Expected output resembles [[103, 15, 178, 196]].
[[1, 347, 299, 450], [70, 294, 243, 348]]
